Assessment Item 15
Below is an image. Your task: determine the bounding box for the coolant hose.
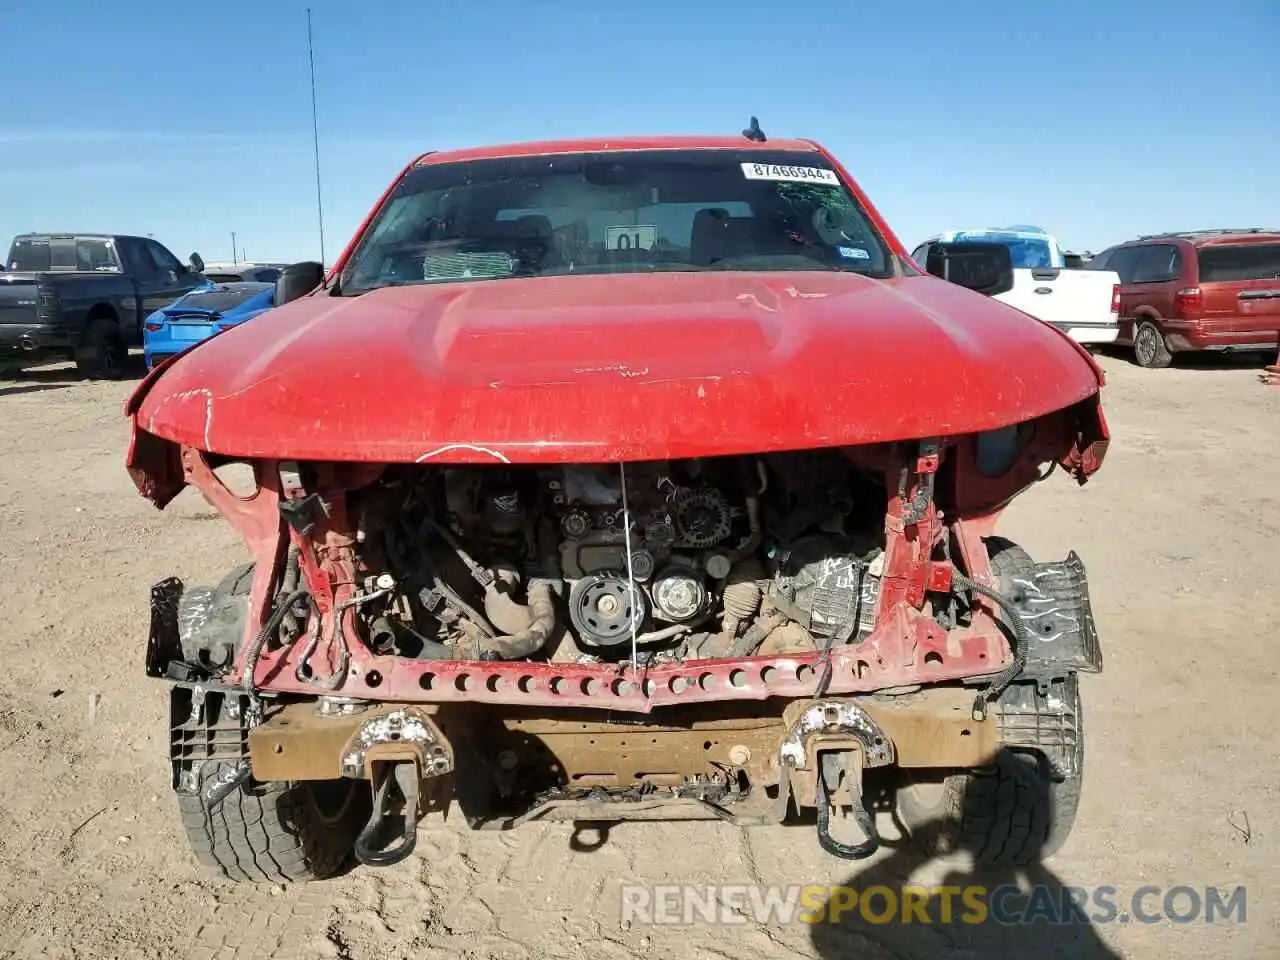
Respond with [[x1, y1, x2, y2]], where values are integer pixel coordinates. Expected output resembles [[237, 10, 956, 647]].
[[483, 567, 535, 635], [476, 579, 557, 660]]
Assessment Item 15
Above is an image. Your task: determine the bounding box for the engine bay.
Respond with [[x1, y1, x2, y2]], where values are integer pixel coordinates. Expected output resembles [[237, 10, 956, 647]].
[[352, 451, 891, 666]]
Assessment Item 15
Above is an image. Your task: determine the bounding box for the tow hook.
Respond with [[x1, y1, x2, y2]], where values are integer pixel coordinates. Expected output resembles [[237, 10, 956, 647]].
[[354, 760, 421, 867], [339, 709, 454, 869], [815, 752, 880, 861], [778, 699, 895, 862]]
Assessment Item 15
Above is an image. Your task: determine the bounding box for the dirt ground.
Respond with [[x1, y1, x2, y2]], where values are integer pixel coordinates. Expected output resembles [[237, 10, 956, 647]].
[[0, 352, 1275, 960]]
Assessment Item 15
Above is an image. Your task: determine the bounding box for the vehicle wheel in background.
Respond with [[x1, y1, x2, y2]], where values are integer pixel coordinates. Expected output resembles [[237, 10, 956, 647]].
[[75, 319, 128, 380], [1133, 320, 1173, 369]]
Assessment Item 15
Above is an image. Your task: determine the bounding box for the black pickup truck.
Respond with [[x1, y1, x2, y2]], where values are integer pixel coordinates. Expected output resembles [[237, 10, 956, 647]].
[[0, 233, 207, 378]]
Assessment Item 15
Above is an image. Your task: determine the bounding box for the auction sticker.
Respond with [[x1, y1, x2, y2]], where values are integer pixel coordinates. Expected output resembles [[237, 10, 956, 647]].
[[741, 162, 839, 184], [837, 246, 871, 260]]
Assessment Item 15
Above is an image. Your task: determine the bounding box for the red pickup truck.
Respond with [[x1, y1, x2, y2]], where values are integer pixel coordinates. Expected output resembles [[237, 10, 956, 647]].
[[126, 128, 1108, 883]]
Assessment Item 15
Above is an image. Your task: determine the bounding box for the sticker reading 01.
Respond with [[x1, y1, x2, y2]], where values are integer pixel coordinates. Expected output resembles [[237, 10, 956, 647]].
[[741, 163, 840, 185], [605, 225, 658, 251]]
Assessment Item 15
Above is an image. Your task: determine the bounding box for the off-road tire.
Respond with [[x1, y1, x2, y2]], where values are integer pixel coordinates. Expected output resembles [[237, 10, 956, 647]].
[[75, 318, 128, 379], [176, 687, 368, 883], [894, 537, 1083, 865], [896, 745, 1081, 865], [178, 764, 368, 883], [1133, 320, 1173, 369]]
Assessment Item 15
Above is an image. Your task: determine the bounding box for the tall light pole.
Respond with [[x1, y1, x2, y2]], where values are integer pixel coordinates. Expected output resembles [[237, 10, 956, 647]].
[[231, 231, 238, 265], [307, 8, 327, 268]]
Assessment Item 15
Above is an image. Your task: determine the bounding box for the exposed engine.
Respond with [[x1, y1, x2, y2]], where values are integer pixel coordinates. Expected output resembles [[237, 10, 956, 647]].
[[354, 451, 888, 664]]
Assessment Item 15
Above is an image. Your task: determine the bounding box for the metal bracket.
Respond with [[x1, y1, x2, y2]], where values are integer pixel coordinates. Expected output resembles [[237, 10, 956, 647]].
[[339, 709, 453, 780], [278, 492, 330, 536], [146, 577, 190, 679], [779, 700, 895, 772], [900, 438, 941, 526]]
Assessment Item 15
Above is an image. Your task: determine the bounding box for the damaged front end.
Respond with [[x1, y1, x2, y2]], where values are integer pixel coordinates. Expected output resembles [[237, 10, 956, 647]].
[[135, 390, 1107, 867]]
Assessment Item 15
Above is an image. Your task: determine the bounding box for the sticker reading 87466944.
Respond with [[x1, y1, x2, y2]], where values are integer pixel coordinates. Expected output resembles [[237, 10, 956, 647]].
[[740, 162, 840, 185]]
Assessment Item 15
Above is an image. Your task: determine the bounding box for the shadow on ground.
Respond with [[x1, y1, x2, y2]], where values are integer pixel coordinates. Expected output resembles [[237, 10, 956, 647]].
[[0, 353, 148, 389], [810, 749, 1121, 959], [1094, 344, 1275, 370], [0, 382, 73, 397]]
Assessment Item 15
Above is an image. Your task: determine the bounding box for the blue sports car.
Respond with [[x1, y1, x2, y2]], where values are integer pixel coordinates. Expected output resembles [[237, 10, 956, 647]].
[[143, 281, 277, 369]]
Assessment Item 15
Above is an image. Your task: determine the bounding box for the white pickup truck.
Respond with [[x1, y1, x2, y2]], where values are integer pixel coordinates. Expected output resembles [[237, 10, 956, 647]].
[[912, 226, 1120, 346]]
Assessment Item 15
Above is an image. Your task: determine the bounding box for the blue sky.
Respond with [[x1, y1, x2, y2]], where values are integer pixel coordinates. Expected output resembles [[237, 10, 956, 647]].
[[1, 1, 1275, 263]]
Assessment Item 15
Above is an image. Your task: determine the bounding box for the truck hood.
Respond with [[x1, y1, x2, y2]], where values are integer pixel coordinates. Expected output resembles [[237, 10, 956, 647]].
[[129, 270, 1103, 463]]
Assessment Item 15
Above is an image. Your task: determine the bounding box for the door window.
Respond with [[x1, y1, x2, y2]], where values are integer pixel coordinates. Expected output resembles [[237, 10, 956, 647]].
[[1105, 246, 1142, 283], [144, 240, 184, 275], [1130, 244, 1180, 284], [116, 238, 156, 278]]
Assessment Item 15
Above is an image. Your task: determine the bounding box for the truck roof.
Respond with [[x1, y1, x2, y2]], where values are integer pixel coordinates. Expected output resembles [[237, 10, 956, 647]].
[[1132, 229, 1280, 246], [413, 135, 822, 166], [11, 232, 134, 241]]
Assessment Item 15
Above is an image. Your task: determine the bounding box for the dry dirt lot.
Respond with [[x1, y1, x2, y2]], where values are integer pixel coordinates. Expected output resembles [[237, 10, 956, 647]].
[[0, 354, 1276, 960]]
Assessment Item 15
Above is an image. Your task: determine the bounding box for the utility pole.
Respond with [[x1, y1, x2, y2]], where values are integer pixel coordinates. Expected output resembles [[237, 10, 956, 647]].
[[231, 231, 238, 265], [307, 8, 327, 268]]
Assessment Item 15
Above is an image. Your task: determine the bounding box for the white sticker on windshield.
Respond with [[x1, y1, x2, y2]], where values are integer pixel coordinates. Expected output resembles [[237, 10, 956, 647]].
[[837, 246, 871, 260], [741, 162, 839, 184], [605, 225, 658, 251]]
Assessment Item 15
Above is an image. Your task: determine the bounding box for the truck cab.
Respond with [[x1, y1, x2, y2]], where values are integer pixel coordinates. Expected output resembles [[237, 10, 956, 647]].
[[913, 226, 1121, 347]]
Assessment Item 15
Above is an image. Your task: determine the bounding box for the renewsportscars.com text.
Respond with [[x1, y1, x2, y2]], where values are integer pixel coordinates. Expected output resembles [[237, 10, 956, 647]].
[[621, 884, 1247, 927]]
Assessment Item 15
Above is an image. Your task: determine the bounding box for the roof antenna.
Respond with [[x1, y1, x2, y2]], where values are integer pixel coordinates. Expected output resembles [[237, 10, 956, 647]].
[[742, 116, 767, 143]]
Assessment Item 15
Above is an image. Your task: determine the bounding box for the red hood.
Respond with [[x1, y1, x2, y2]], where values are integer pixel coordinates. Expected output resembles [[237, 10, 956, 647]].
[[129, 271, 1103, 463]]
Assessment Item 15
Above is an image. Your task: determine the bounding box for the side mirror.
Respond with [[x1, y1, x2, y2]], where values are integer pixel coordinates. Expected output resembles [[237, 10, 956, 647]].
[[925, 242, 1014, 297], [189, 252, 205, 273], [275, 261, 326, 305]]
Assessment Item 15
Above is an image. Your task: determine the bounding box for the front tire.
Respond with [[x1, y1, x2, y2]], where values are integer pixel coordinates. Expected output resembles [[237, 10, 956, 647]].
[[179, 762, 368, 883], [1133, 320, 1173, 368], [174, 687, 368, 883], [895, 730, 1082, 865], [895, 538, 1083, 864]]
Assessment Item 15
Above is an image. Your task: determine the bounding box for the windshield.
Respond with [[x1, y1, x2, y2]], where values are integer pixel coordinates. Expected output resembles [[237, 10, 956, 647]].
[[1197, 244, 1280, 282], [950, 231, 1059, 270], [339, 149, 894, 294], [8, 236, 120, 273]]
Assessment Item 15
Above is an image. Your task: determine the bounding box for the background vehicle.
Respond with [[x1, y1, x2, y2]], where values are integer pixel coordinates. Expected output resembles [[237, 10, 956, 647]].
[[128, 134, 1107, 883], [1, 233, 206, 377], [142, 281, 276, 369], [198, 261, 290, 283], [913, 226, 1120, 347], [1090, 229, 1280, 368]]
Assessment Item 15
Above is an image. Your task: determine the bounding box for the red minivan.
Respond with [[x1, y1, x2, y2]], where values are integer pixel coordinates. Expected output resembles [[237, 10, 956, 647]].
[[1091, 230, 1280, 368]]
